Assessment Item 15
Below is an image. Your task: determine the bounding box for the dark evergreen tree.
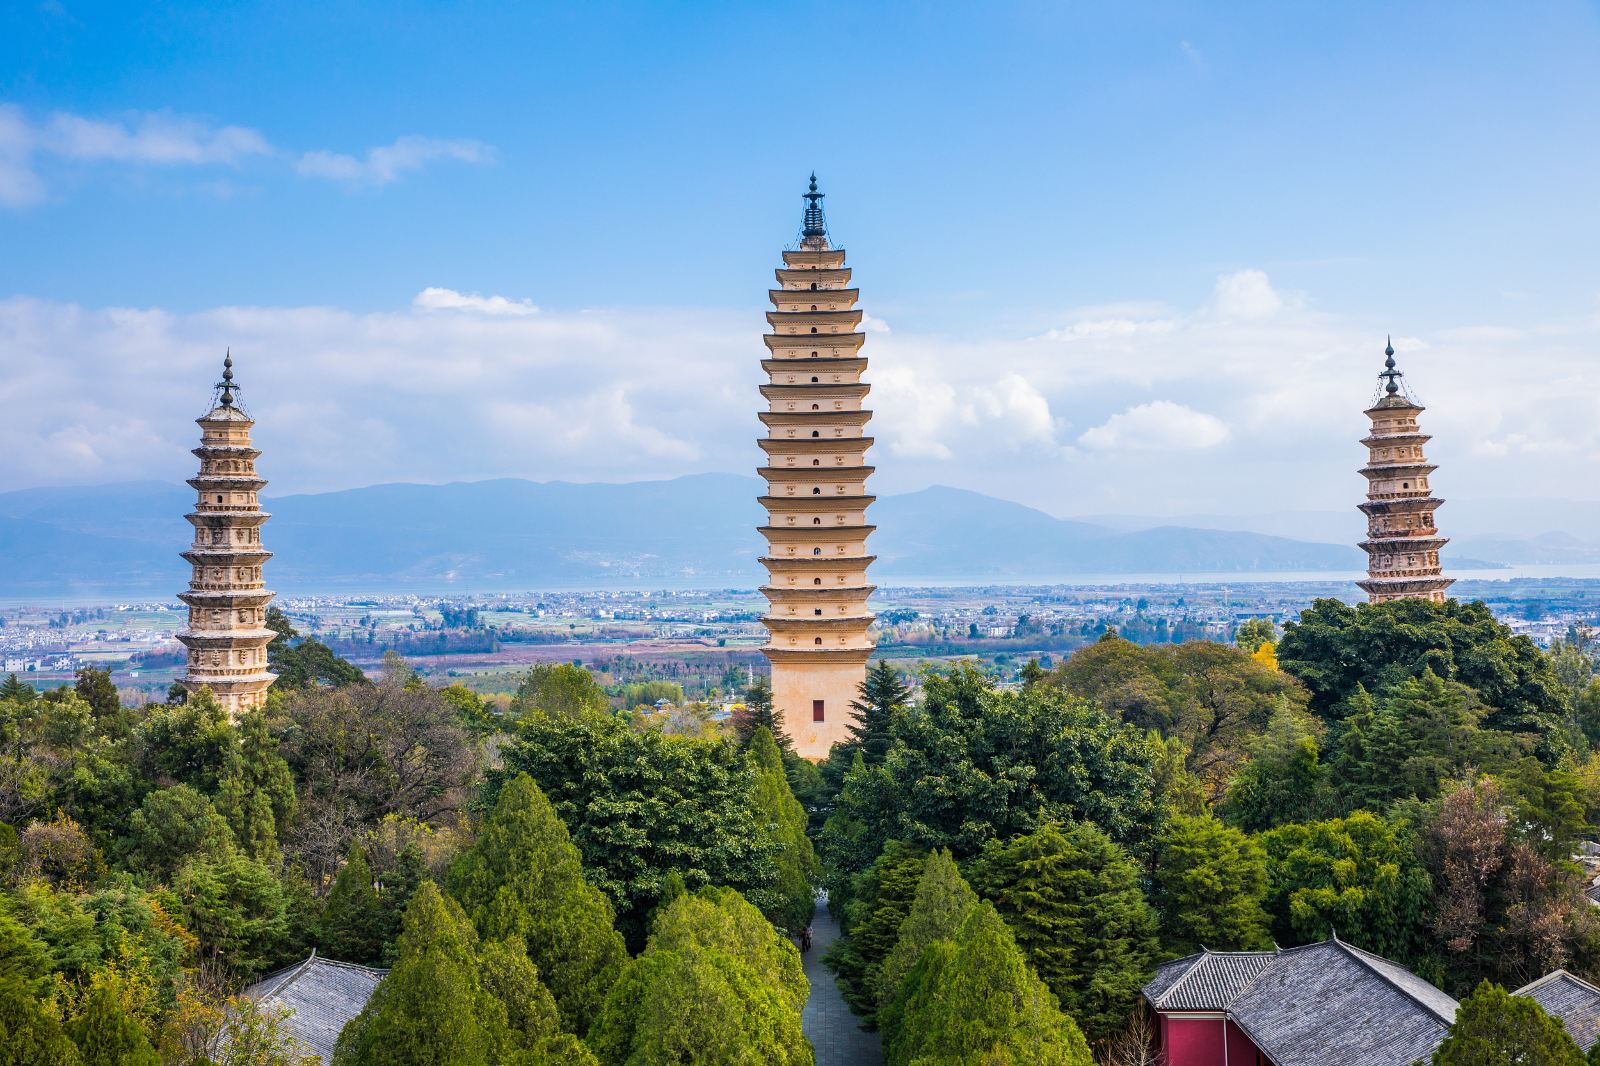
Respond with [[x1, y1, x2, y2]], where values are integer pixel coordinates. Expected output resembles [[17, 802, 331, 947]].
[[1151, 812, 1272, 955], [969, 821, 1160, 1042], [125, 785, 235, 878], [1432, 981, 1583, 1064], [215, 706, 296, 860], [825, 842, 927, 1024], [266, 607, 366, 690], [733, 676, 788, 752], [847, 661, 911, 765], [881, 903, 1094, 1066], [747, 727, 818, 932], [447, 774, 626, 1036], [73, 666, 126, 738], [876, 849, 977, 1010], [0, 674, 33, 704], [332, 882, 510, 1066], [318, 846, 387, 965]]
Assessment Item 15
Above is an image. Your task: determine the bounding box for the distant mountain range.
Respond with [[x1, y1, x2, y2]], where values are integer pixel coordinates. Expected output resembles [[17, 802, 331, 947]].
[[0, 474, 1394, 600]]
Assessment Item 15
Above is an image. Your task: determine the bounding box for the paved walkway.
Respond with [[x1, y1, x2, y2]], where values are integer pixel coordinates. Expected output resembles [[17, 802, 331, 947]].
[[801, 902, 884, 1066]]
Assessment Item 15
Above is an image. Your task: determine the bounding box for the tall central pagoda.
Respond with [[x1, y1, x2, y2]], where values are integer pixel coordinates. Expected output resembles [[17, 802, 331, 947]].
[[758, 176, 877, 760], [176, 354, 277, 716], [1356, 340, 1453, 603]]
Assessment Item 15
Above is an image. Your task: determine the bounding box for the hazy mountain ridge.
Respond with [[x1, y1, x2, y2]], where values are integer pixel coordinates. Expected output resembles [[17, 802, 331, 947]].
[[0, 474, 1400, 599]]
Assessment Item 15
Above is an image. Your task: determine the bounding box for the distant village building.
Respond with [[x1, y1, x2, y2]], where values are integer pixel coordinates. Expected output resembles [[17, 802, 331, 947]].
[[176, 354, 277, 717], [758, 176, 877, 760], [244, 952, 387, 1064], [1357, 339, 1454, 603]]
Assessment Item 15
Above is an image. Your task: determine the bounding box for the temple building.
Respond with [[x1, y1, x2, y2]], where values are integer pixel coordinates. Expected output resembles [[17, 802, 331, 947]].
[[176, 354, 277, 716], [1357, 339, 1453, 603], [758, 176, 877, 759]]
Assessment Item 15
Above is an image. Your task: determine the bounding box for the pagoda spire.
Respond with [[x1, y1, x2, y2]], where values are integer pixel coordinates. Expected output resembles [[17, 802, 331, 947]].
[[800, 173, 829, 249], [759, 181, 877, 760], [1356, 338, 1453, 604], [176, 352, 277, 718]]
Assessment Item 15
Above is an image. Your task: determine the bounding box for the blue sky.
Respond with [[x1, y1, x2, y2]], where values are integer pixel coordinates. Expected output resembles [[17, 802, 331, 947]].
[[2, 2, 1599, 528]]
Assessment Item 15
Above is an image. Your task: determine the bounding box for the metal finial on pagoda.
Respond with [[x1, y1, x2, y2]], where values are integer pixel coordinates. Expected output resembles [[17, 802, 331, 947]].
[[1379, 336, 1402, 396], [801, 173, 828, 242], [217, 350, 238, 408]]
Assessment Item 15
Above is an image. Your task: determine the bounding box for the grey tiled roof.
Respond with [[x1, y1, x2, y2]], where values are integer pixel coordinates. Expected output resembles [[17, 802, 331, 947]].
[[245, 952, 388, 1064], [1142, 939, 1459, 1066], [1145, 950, 1277, 1010], [1516, 970, 1600, 1051]]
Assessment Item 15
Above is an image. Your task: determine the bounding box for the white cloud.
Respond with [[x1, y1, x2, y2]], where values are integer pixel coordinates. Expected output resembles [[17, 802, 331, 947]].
[[1208, 269, 1285, 321], [1077, 401, 1231, 452], [297, 135, 494, 186], [861, 313, 892, 334], [42, 111, 270, 164], [0, 103, 495, 205], [413, 287, 539, 316]]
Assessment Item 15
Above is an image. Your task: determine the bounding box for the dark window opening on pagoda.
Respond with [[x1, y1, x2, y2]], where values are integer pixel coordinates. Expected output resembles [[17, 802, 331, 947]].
[[810, 327, 818, 333], [812, 488, 821, 495], [810, 282, 817, 290], [813, 699, 825, 720], [811, 305, 817, 310], [813, 637, 823, 646], [811, 431, 820, 437], [813, 548, 822, 556], [813, 518, 821, 525], [813, 578, 822, 585], [811, 404, 820, 410], [812, 459, 820, 466], [814, 608, 823, 616], [811, 376, 818, 382]]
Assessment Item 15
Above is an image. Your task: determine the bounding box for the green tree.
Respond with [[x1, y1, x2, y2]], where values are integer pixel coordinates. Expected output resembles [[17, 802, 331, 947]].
[[318, 846, 387, 966], [125, 784, 236, 878], [733, 676, 788, 752], [588, 888, 811, 1066], [0, 675, 33, 704], [476, 937, 598, 1065], [846, 661, 912, 766], [881, 903, 1093, 1066], [1234, 618, 1277, 654], [215, 706, 297, 860], [172, 852, 291, 979], [0, 977, 79, 1065], [448, 774, 626, 1035], [1278, 598, 1569, 743], [969, 822, 1159, 1042], [1260, 810, 1430, 961], [65, 974, 160, 1066], [509, 663, 607, 721], [133, 688, 235, 795], [1151, 812, 1272, 955], [73, 667, 128, 739], [822, 666, 1160, 895], [491, 714, 780, 943], [1332, 671, 1521, 809], [747, 728, 817, 932], [1221, 707, 1335, 831], [825, 842, 927, 1023], [1432, 980, 1584, 1065], [333, 882, 510, 1066], [265, 608, 366, 690], [876, 849, 977, 1011]]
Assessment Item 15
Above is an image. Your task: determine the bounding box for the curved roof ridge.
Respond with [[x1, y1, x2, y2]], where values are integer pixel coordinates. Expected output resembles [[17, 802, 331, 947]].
[[1515, 968, 1600, 997], [1331, 938, 1458, 1023], [1150, 947, 1276, 1009]]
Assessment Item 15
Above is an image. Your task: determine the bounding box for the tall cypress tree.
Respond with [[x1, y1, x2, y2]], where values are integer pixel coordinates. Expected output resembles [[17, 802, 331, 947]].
[[969, 822, 1159, 1042], [215, 706, 296, 861], [847, 661, 910, 764], [734, 676, 789, 752], [447, 774, 626, 1036], [876, 849, 977, 1011], [826, 842, 928, 1024], [0, 978, 79, 1066], [318, 846, 387, 965], [65, 977, 160, 1066], [882, 903, 1093, 1066], [1152, 812, 1272, 955], [747, 728, 818, 932], [332, 882, 508, 1066], [0, 674, 33, 704]]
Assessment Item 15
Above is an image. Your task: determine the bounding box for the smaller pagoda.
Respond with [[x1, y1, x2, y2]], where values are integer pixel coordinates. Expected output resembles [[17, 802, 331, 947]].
[[1356, 339, 1453, 603], [176, 354, 277, 716]]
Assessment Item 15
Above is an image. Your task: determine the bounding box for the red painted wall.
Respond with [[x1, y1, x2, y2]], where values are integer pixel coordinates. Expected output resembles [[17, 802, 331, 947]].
[[1158, 1014, 1261, 1066]]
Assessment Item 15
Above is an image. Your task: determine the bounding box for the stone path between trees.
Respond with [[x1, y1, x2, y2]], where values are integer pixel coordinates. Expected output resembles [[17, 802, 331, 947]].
[[801, 901, 884, 1066]]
